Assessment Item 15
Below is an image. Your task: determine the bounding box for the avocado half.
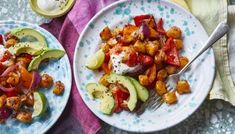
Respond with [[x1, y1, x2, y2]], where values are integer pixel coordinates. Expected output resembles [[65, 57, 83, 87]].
[[86, 83, 115, 114], [10, 28, 48, 48], [28, 49, 65, 71]]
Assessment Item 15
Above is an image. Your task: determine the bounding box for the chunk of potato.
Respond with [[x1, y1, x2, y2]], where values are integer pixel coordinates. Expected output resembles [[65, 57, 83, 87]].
[[176, 80, 190, 94], [123, 24, 139, 43], [157, 69, 168, 81], [100, 26, 112, 41], [155, 81, 167, 96], [138, 75, 150, 86], [165, 65, 177, 75], [16, 111, 32, 123], [146, 41, 159, 56], [174, 39, 183, 50], [133, 40, 146, 53], [6, 97, 21, 111], [154, 50, 167, 65], [99, 74, 110, 87], [163, 91, 177, 104], [166, 26, 182, 39], [100, 43, 110, 53], [0, 95, 7, 108], [53, 81, 65, 95], [179, 56, 189, 69]]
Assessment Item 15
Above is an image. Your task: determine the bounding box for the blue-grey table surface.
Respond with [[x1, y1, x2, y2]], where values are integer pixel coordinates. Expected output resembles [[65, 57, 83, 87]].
[[1, 0, 235, 134]]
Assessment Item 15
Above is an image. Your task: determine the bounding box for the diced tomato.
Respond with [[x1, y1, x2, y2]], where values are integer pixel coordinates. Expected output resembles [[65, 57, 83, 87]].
[[0, 51, 12, 62], [163, 38, 180, 66], [134, 15, 152, 27], [104, 52, 110, 63], [0, 35, 3, 45], [101, 63, 111, 74], [138, 54, 154, 66], [157, 18, 166, 35]]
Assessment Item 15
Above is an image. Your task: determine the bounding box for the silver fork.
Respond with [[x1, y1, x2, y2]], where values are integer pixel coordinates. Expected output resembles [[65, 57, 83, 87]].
[[137, 21, 229, 115]]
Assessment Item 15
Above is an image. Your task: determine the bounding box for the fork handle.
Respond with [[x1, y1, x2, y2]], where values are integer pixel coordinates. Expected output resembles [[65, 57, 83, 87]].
[[178, 21, 229, 75]]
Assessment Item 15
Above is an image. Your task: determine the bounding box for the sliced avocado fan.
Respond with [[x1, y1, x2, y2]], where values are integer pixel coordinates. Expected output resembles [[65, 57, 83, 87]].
[[28, 49, 65, 71], [10, 28, 48, 48]]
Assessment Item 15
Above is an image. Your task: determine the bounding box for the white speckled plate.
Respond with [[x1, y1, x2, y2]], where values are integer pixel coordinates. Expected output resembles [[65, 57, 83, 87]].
[[0, 21, 72, 134], [73, 0, 215, 132]]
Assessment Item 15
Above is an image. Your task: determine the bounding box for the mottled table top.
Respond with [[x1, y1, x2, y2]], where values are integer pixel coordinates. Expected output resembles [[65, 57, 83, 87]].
[[1, 0, 235, 133]]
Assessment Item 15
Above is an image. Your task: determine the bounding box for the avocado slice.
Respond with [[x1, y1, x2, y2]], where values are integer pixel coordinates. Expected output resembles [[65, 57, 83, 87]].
[[107, 73, 137, 111], [10, 28, 48, 47], [127, 76, 149, 102], [28, 49, 65, 71], [12, 42, 45, 56], [86, 83, 114, 114]]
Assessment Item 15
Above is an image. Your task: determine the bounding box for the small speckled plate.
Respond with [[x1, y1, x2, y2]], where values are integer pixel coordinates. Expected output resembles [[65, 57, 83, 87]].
[[0, 21, 72, 134], [73, 0, 215, 132], [29, 0, 75, 18]]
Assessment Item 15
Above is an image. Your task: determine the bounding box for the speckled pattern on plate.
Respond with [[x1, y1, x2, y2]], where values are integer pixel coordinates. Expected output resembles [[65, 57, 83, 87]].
[[2, 0, 235, 134], [74, 0, 215, 132], [0, 21, 72, 134]]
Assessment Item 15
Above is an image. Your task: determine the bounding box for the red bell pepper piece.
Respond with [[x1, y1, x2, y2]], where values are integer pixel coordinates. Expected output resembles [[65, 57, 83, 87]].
[[138, 54, 154, 66], [0, 51, 12, 62], [163, 38, 180, 66], [0, 35, 3, 45], [157, 18, 166, 35], [134, 15, 152, 27]]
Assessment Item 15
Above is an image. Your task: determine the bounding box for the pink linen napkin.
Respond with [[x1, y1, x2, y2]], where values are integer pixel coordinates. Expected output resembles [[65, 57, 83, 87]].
[[41, 0, 117, 133]]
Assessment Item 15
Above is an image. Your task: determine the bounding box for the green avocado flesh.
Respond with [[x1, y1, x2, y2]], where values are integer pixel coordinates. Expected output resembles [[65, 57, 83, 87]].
[[28, 49, 65, 71], [86, 83, 114, 114], [127, 76, 149, 102], [12, 42, 45, 56], [10, 28, 48, 47], [107, 73, 137, 111]]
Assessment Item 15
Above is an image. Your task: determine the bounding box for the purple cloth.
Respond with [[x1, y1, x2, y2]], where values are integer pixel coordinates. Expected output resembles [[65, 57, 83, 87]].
[[41, 0, 117, 133]]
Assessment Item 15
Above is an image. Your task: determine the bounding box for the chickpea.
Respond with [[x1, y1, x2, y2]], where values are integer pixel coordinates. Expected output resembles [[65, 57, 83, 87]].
[[7, 72, 20, 86], [133, 40, 146, 53], [16, 111, 32, 123], [157, 69, 168, 81], [176, 80, 190, 94], [163, 91, 177, 104], [6, 97, 21, 111], [138, 75, 150, 86], [0, 95, 7, 108], [166, 26, 182, 39], [179, 56, 189, 69], [165, 65, 177, 74], [53, 81, 65, 95], [155, 81, 167, 96], [174, 39, 183, 50], [100, 26, 112, 41], [40, 74, 53, 88]]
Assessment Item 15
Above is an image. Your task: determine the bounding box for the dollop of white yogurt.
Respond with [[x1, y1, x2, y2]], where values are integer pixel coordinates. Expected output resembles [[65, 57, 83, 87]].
[[111, 52, 142, 74], [37, 0, 68, 12]]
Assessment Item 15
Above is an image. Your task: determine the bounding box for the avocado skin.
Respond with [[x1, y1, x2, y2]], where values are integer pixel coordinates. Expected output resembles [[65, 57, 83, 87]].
[[127, 76, 149, 102], [28, 49, 65, 71], [86, 83, 114, 114], [10, 28, 48, 47], [107, 73, 137, 111]]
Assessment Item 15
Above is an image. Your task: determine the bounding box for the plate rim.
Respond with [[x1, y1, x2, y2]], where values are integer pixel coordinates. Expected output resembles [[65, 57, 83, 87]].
[[73, 0, 215, 132], [0, 20, 72, 134]]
